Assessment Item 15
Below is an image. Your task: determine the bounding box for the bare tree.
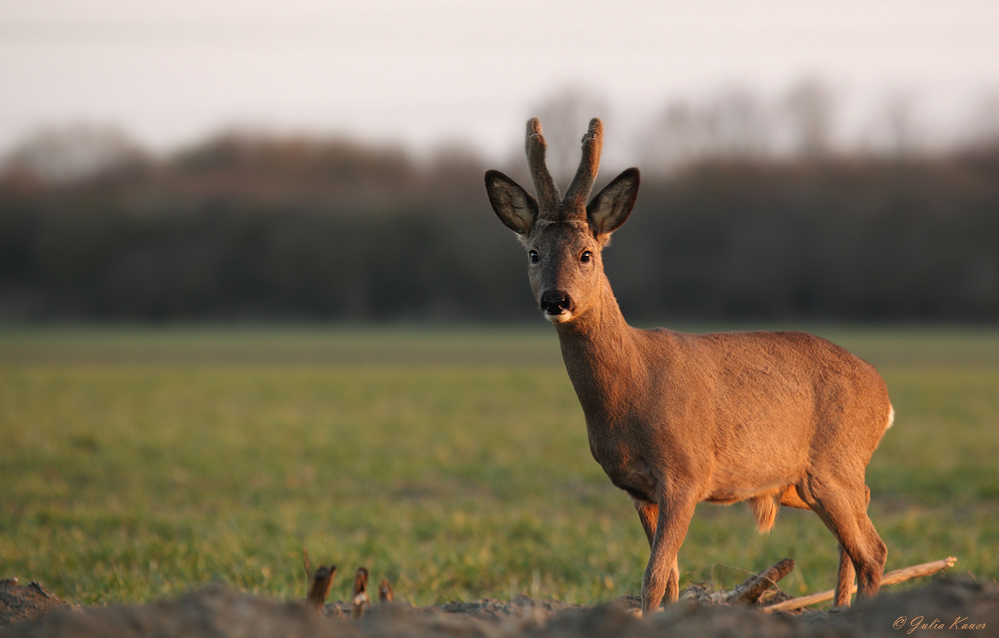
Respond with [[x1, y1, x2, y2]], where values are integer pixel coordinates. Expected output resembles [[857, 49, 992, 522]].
[[1, 124, 146, 183], [962, 88, 999, 148], [640, 88, 772, 173], [783, 78, 837, 159], [640, 101, 704, 173], [703, 87, 773, 159], [863, 93, 923, 156]]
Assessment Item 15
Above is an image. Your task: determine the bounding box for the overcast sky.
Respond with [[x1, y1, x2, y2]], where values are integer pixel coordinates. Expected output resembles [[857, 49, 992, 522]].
[[2, 0, 998, 161]]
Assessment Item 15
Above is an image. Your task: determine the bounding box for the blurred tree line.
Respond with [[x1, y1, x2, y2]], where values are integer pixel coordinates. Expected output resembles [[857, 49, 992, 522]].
[[1, 110, 998, 324]]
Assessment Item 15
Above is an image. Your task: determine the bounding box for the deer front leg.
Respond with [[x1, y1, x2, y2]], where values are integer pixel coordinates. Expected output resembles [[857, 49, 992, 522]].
[[631, 496, 658, 549], [641, 489, 697, 615]]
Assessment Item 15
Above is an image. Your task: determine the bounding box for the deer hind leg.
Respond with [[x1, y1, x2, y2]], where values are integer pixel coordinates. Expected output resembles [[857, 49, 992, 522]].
[[799, 477, 886, 607], [832, 484, 873, 606], [665, 557, 680, 604], [835, 543, 857, 606]]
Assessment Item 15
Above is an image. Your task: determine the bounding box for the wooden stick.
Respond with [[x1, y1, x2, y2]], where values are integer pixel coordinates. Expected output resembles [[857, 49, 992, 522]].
[[378, 579, 394, 603], [762, 557, 957, 613], [726, 558, 795, 604], [351, 567, 370, 619], [306, 565, 337, 612]]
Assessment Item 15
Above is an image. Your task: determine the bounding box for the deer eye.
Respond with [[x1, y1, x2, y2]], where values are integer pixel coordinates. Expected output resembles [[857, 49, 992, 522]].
[[529, 250, 539, 264], [580, 250, 593, 263]]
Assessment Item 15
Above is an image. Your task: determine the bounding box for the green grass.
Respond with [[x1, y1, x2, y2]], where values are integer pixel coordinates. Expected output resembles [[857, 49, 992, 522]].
[[1, 326, 997, 607]]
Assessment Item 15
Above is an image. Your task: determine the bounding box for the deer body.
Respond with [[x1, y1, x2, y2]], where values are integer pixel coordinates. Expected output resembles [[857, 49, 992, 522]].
[[485, 119, 891, 615]]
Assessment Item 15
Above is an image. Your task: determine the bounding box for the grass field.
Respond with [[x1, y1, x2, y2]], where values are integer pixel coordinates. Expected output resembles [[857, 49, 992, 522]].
[[1, 326, 997, 608]]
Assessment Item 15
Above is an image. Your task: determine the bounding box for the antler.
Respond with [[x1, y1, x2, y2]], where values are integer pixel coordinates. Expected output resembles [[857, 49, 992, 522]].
[[562, 118, 603, 211], [525, 118, 561, 212]]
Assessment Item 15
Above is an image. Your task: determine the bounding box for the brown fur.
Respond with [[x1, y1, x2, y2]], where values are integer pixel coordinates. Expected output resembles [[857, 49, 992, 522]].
[[484, 118, 892, 615]]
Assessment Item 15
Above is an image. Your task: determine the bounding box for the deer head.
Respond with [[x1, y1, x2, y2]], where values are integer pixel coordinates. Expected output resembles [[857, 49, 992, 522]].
[[484, 118, 640, 323]]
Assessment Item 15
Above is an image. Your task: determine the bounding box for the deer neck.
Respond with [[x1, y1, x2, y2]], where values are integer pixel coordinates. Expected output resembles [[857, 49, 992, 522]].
[[553, 274, 640, 420]]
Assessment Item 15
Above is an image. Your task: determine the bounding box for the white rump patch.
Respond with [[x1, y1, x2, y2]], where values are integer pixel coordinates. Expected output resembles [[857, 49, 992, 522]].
[[886, 405, 895, 430]]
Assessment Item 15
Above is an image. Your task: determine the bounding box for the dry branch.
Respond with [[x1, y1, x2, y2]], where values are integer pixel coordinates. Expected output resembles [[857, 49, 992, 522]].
[[725, 558, 795, 604], [762, 557, 957, 613], [680, 559, 795, 605], [351, 567, 370, 619], [378, 579, 394, 603], [305, 565, 337, 612]]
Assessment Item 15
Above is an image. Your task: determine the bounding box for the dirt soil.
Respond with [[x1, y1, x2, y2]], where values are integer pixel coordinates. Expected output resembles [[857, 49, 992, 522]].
[[2, 576, 996, 638]]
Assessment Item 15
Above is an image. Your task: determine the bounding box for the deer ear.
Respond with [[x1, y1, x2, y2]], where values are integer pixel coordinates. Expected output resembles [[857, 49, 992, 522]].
[[587, 167, 640, 236], [485, 170, 538, 235]]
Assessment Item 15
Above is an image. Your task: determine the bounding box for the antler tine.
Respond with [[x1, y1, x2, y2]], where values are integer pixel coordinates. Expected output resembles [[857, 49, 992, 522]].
[[525, 118, 561, 212], [563, 118, 603, 209]]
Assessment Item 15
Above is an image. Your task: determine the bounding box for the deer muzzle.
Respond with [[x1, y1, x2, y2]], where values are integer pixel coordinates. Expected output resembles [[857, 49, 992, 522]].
[[540, 289, 574, 320]]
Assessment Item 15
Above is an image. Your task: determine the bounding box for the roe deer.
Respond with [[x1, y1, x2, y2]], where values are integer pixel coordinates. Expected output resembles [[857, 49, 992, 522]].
[[484, 118, 892, 615]]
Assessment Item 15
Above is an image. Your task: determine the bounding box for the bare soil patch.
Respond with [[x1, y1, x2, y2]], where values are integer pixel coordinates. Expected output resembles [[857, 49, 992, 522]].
[[2, 575, 996, 637], [0, 580, 70, 629]]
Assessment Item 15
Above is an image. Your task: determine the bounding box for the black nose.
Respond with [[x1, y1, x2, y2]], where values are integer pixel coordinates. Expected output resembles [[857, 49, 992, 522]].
[[540, 290, 572, 315]]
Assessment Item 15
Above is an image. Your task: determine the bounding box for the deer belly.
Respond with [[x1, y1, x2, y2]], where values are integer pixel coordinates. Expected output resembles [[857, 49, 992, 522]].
[[704, 464, 803, 504]]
